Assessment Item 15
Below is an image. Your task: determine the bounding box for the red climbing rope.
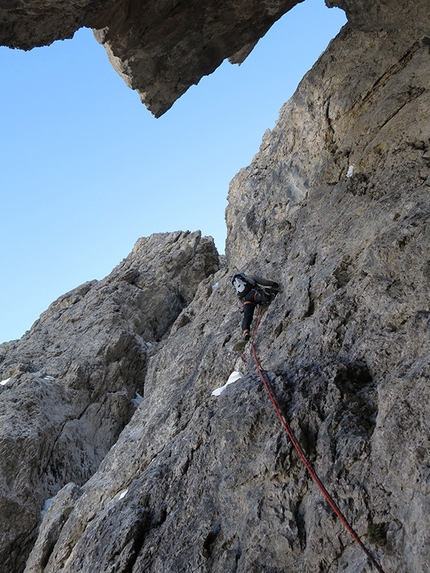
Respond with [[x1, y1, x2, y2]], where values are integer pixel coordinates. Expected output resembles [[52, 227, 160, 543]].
[[251, 305, 386, 573]]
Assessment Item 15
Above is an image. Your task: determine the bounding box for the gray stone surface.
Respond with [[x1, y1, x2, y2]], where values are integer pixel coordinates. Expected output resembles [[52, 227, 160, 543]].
[[92, 0, 301, 117], [1, 0, 430, 572], [327, 0, 430, 32], [0, 230, 219, 573], [22, 5, 430, 572]]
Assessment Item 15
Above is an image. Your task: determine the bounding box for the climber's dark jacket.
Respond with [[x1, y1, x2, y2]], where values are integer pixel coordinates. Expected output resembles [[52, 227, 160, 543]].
[[231, 273, 279, 334]]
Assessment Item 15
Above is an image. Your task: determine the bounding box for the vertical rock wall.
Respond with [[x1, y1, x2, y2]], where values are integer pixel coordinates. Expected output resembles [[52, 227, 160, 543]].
[[224, 16, 430, 573], [1, 1, 430, 572], [21, 6, 430, 573]]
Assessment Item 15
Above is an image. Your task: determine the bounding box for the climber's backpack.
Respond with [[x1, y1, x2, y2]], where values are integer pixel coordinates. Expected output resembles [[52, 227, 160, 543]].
[[231, 273, 256, 298]]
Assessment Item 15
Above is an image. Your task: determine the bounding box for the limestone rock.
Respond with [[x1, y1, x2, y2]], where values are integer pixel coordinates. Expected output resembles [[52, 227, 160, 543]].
[[226, 23, 430, 269], [92, 0, 301, 117], [327, 0, 430, 33], [0, 230, 219, 573], [20, 4, 430, 572], [2, 0, 430, 572]]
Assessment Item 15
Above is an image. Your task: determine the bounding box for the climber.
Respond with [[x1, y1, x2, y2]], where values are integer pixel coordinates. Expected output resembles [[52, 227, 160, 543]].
[[231, 272, 280, 340]]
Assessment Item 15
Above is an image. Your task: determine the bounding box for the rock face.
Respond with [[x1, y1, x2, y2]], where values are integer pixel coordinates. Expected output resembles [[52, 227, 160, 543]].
[[327, 0, 430, 33], [1, 0, 430, 572], [93, 0, 302, 117], [224, 15, 430, 573], [0, 231, 219, 573]]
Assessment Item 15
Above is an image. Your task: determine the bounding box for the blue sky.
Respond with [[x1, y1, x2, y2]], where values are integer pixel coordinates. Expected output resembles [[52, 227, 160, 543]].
[[0, 0, 346, 343]]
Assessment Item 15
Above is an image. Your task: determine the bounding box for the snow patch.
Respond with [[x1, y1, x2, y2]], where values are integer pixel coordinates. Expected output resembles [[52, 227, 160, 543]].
[[346, 164, 355, 178], [212, 371, 244, 396], [131, 392, 143, 407], [44, 376, 55, 381], [0, 377, 10, 386], [212, 282, 219, 291], [117, 488, 128, 501], [41, 497, 54, 518]]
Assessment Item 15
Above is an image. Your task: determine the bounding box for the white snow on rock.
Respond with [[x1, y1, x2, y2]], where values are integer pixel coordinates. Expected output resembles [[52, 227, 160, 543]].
[[41, 497, 54, 518], [346, 164, 355, 178], [131, 392, 143, 407], [44, 376, 55, 381], [116, 488, 129, 501], [0, 377, 10, 386], [212, 371, 244, 396]]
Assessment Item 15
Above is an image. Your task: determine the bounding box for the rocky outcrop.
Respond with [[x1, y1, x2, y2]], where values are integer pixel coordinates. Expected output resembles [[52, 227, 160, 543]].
[[0, 0, 301, 116], [226, 23, 430, 268], [1, 0, 430, 572], [16, 2, 430, 572], [93, 0, 302, 117], [0, 231, 219, 573], [224, 17, 430, 572], [327, 0, 430, 33]]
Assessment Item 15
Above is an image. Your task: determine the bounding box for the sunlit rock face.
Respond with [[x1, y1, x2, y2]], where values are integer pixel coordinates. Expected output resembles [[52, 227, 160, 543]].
[[0, 231, 219, 573], [1, 0, 430, 572]]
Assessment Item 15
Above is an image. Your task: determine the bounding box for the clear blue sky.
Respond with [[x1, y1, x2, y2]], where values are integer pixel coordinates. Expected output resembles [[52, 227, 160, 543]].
[[0, 0, 346, 343]]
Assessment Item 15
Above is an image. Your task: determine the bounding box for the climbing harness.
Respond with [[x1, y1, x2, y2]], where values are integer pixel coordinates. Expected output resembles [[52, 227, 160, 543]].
[[251, 305, 387, 573]]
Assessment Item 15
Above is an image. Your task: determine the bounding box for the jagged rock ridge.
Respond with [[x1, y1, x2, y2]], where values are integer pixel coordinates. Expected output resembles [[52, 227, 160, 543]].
[[0, 0, 430, 572], [0, 231, 219, 573]]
